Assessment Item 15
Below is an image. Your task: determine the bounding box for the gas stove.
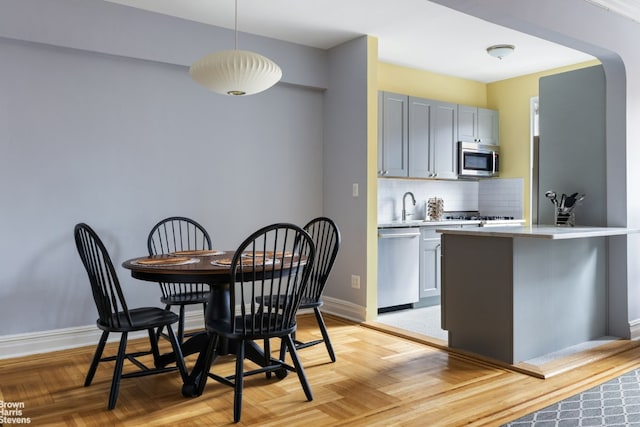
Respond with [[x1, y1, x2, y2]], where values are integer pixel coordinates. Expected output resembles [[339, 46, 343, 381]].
[[443, 212, 524, 227], [444, 214, 516, 221]]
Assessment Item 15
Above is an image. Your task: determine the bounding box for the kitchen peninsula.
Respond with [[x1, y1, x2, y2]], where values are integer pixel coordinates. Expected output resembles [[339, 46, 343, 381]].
[[438, 225, 638, 366]]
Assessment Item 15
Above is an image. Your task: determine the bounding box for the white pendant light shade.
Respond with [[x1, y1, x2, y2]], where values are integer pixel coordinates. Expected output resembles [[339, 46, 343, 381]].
[[190, 49, 282, 96]]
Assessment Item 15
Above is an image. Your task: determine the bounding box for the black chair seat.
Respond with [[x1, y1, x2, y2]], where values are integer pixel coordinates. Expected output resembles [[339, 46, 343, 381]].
[[98, 307, 180, 332], [160, 291, 210, 306]]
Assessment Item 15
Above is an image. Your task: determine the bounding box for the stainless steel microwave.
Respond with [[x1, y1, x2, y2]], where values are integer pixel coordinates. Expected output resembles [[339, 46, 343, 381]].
[[458, 141, 499, 178]]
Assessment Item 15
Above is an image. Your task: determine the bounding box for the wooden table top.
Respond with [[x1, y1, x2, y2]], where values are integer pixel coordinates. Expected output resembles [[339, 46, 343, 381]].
[[122, 251, 305, 284]]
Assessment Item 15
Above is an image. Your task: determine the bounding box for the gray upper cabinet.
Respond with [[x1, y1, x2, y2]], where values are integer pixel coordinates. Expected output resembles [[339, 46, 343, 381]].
[[431, 101, 458, 179], [408, 96, 432, 178], [458, 105, 499, 145], [378, 91, 409, 177], [379, 91, 458, 179], [409, 97, 458, 179]]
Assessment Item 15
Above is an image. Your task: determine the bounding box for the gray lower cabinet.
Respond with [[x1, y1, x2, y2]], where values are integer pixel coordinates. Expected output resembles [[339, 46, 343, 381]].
[[419, 227, 441, 300], [419, 225, 476, 304]]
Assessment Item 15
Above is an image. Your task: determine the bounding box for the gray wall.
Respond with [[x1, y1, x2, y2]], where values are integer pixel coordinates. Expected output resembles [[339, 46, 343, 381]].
[[0, 1, 329, 335], [323, 36, 370, 311], [433, 0, 640, 337], [538, 65, 606, 226]]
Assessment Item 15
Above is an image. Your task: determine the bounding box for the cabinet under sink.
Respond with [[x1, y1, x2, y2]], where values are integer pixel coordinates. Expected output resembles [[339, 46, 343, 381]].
[[419, 228, 441, 304]]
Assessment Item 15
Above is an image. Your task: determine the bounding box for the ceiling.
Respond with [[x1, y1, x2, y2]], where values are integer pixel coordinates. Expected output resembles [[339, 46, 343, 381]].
[[105, 0, 638, 83]]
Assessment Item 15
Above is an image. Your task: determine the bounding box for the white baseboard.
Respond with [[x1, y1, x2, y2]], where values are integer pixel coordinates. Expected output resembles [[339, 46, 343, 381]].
[[0, 310, 207, 360], [629, 318, 640, 340], [0, 300, 361, 360], [321, 296, 366, 323]]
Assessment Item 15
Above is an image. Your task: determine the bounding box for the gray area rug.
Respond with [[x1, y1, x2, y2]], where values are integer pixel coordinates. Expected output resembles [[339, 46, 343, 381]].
[[502, 368, 640, 426]]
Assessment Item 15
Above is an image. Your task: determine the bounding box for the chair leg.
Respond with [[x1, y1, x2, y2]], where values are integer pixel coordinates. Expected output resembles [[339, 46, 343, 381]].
[[283, 334, 313, 401], [166, 324, 188, 383], [157, 304, 172, 341], [177, 305, 186, 344], [195, 333, 219, 396], [264, 338, 272, 379], [314, 307, 336, 362], [148, 328, 162, 368], [108, 332, 129, 410], [278, 337, 287, 362], [85, 330, 109, 387], [233, 340, 246, 423]]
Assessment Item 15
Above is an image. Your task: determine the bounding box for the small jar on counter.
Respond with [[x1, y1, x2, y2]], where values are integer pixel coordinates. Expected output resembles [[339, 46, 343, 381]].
[[427, 197, 444, 221]]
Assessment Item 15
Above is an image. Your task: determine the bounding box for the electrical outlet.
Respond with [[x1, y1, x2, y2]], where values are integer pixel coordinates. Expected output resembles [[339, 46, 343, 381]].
[[351, 274, 360, 289], [352, 183, 359, 197]]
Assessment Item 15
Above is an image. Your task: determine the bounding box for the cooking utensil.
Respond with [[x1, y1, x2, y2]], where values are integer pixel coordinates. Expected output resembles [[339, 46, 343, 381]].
[[559, 193, 566, 211], [545, 190, 557, 206], [564, 192, 579, 209], [566, 194, 586, 212]]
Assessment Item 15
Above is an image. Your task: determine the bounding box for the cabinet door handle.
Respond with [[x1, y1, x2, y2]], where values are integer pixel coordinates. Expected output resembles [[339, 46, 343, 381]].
[[379, 232, 420, 238]]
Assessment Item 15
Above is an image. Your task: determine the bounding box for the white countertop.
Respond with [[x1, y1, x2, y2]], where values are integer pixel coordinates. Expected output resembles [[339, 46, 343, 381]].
[[436, 225, 640, 239], [378, 219, 481, 228]]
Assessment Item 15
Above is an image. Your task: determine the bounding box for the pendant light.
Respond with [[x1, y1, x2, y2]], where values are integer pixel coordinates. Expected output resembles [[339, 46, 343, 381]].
[[189, 0, 282, 96]]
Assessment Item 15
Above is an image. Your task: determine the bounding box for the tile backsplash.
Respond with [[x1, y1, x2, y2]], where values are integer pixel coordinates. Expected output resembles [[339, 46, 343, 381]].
[[479, 178, 524, 218], [378, 179, 479, 223], [378, 177, 523, 223]]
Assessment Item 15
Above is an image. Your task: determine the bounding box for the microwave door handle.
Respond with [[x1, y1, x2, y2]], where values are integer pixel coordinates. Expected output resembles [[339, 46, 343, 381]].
[[493, 152, 498, 174]]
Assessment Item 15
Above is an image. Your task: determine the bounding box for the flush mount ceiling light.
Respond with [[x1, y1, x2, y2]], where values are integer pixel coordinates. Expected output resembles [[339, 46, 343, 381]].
[[189, 0, 282, 96], [486, 44, 515, 60]]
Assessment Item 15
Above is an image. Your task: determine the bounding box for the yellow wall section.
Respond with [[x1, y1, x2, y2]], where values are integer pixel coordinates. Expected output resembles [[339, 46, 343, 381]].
[[377, 59, 600, 225], [378, 62, 486, 106], [367, 36, 379, 321]]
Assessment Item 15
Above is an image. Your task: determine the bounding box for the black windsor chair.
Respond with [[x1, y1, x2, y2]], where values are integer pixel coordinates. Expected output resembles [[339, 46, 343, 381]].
[[74, 223, 187, 410], [147, 216, 212, 343], [193, 223, 316, 423], [262, 217, 341, 363]]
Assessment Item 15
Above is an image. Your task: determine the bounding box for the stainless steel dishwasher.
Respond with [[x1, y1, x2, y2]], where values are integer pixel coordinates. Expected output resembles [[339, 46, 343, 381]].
[[377, 227, 420, 310]]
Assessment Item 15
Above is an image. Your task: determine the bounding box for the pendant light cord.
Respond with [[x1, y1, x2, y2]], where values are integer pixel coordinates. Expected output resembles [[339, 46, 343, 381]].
[[234, 0, 238, 50]]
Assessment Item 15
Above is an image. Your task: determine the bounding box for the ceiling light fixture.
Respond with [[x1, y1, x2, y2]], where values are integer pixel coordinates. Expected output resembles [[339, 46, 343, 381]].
[[189, 0, 282, 96], [486, 44, 515, 60]]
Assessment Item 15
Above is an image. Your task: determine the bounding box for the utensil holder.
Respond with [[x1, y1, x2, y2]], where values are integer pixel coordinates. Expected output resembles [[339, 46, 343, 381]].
[[427, 197, 444, 221], [555, 210, 575, 227]]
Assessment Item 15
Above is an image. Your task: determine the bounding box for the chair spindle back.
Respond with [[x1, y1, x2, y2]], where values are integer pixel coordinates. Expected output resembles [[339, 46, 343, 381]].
[[74, 223, 131, 329]]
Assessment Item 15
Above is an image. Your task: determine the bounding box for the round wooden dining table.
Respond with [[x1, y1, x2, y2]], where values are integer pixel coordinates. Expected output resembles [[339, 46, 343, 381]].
[[122, 250, 293, 396]]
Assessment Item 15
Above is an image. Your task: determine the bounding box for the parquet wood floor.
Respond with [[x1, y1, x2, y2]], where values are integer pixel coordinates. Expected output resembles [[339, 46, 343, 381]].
[[2, 314, 640, 426]]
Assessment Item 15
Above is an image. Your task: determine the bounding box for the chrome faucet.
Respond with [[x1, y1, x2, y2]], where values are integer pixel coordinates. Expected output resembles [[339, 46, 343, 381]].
[[402, 191, 416, 221]]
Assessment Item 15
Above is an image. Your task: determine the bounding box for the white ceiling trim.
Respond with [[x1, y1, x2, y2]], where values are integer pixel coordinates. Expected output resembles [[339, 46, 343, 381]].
[[586, 0, 640, 22]]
